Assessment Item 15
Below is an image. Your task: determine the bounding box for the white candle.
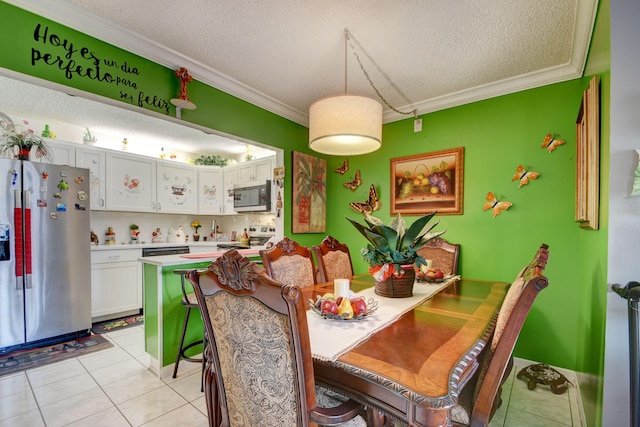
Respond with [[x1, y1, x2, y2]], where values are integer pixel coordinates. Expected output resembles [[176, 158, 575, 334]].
[[334, 278, 350, 299], [420, 259, 434, 273]]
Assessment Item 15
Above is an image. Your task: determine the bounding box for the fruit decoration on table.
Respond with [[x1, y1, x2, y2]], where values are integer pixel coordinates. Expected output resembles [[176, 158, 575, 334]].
[[308, 292, 379, 321], [416, 268, 446, 282]]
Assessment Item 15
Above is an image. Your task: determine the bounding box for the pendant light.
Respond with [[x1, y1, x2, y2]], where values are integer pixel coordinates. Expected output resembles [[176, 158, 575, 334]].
[[308, 31, 382, 156]]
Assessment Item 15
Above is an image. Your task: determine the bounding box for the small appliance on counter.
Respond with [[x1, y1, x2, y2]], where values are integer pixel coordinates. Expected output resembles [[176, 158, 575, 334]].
[[248, 224, 276, 246]]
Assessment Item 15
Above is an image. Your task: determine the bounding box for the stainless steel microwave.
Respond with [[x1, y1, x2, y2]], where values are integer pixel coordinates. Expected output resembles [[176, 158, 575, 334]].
[[233, 180, 271, 212]]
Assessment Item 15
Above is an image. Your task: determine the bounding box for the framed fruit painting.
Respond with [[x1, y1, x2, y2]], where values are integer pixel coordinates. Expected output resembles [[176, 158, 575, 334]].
[[390, 147, 464, 215]]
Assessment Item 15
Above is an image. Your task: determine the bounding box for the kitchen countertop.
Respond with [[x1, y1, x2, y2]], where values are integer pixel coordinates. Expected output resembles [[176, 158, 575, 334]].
[[90, 241, 237, 251], [139, 247, 264, 266]]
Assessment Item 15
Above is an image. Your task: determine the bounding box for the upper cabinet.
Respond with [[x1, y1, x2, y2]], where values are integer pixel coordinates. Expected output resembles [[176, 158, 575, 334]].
[[29, 139, 277, 215], [197, 167, 224, 214], [34, 139, 76, 166], [156, 161, 197, 214], [106, 152, 157, 212], [237, 157, 274, 185], [76, 146, 106, 211], [223, 165, 238, 214]]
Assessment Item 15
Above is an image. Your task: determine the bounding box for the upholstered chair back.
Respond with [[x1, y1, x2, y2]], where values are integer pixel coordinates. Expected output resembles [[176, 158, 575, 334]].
[[186, 249, 365, 427], [260, 236, 317, 287], [416, 237, 460, 275], [451, 244, 550, 427], [313, 236, 354, 283]]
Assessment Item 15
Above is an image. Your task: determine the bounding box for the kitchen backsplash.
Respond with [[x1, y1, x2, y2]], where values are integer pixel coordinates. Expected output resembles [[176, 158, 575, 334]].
[[90, 211, 276, 245]]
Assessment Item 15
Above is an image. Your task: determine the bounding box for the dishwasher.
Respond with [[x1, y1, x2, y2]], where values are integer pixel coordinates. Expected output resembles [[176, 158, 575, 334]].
[[142, 246, 190, 257]]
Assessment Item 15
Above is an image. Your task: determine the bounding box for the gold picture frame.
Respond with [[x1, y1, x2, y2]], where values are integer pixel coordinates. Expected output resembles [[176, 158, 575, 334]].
[[390, 147, 464, 215], [575, 75, 600, 230]]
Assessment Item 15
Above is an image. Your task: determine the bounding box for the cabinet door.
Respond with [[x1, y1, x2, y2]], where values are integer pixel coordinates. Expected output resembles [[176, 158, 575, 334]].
[[237, 162, 254, 184], [76, 146, 106, 210], [223, 166, 238, 214], [156, 161, 197, 214], [91, 261, 142, 318], [106, 152, 156, 212], [254, 157, 274, 182], [33, 139, 76, 166], [198, 167, 224, 214]]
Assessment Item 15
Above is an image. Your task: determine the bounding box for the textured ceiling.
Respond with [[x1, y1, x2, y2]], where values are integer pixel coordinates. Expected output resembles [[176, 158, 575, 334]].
[[2, 0, 598, 155]]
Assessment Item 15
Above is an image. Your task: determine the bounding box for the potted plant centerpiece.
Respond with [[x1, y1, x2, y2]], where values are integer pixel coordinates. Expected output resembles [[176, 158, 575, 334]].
[[191, 220, 201, 241], [346, 211, 445, 298], [0, 117, 52, 162]]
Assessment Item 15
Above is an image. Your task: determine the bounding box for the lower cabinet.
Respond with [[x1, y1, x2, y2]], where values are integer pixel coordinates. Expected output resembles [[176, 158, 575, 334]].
[[91, 249, 142, 320]]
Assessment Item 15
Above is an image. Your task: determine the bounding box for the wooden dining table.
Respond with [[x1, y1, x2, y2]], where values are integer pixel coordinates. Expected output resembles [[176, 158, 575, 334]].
[[303, 274, 509, 427]]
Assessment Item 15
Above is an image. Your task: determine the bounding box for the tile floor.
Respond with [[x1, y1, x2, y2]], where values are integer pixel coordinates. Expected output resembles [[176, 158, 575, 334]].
[[0, 324, 585, 426]]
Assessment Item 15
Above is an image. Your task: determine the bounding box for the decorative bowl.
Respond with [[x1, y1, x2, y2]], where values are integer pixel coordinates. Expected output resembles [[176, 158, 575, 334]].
[[308, 296, 379, 321]]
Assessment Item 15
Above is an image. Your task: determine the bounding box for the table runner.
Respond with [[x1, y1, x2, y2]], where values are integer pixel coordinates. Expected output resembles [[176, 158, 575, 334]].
[[308, 275, 460, 361]]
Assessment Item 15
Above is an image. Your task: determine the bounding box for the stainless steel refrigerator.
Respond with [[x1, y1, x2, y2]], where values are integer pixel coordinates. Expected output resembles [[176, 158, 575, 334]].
[[0, 158, 91, 352]]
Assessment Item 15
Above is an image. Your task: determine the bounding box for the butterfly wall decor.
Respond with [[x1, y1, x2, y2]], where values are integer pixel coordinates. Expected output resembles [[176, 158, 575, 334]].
[[482, 192, 512, 217], [541, 133, 565, 153], [512, 165, 540, 187], [343, 170, 362, 191], [334, 159, 349, 175], [349, 184, 381, 214]]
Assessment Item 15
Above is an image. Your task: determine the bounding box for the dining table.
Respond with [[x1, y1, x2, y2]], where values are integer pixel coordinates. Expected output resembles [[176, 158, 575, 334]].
[[303, 274, 509, 427]]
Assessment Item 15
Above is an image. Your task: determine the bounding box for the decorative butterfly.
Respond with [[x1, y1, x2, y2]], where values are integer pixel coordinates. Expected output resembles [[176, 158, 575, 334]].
[[541, 133, 565, 153], [334, 159, 349, 175], [343, 170, 362, 192], [482, 192, 512, 217], [350, 184, 381, 214], [512, 165, 540, 188]]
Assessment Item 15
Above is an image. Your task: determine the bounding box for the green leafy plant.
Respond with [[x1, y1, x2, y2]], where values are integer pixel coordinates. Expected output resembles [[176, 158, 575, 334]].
[[0, 119, 53, 162], [346, 211, 445, 274], [193, 154, 229, 166], [129, 224, 139, 230]]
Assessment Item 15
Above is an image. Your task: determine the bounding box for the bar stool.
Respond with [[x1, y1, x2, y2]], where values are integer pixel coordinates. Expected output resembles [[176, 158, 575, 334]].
[[173, 269, 206, 391]]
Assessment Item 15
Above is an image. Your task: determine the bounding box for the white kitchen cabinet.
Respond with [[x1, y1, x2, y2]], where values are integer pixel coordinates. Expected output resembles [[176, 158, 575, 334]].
[[34, 138, 77, 166], [236, 157, 274, 185], [90, 249, 142, 320], [156, 161, 197, 214], [223, 165, 238, 214], [197, 167, 224, 214], [76, 146, 106, 210], [106, 152, 157, 212]]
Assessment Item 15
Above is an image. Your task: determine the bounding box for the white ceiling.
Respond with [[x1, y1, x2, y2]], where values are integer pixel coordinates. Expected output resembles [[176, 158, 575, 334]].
[[3, 0, 598, 155]]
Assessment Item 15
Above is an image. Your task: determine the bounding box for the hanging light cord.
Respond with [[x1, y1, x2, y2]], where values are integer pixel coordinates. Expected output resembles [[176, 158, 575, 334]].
[[345, 29, 418, 118]]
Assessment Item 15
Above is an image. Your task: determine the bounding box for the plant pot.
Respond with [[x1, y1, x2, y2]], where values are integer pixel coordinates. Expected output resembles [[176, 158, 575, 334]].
[[193, 234, 200, 242], [374, 264, 416, 298], [17, 147, 31, 160]]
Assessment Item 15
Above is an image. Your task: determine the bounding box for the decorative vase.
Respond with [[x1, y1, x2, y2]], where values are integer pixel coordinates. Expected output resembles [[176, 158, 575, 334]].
[[193, 234, 200, 242], [374, 264, 416, 298]]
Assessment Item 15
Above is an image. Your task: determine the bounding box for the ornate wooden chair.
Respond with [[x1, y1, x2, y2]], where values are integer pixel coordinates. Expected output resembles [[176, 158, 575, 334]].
[[313, 236, 354, 283], [260, 236, 317, 288], [416, 237, 460, 275], [451, 243, 550, 427], [185, 249, 366, 427]]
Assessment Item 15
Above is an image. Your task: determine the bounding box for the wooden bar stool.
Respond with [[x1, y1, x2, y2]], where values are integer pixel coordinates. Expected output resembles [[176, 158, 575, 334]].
[[173, 269, 206, 391]]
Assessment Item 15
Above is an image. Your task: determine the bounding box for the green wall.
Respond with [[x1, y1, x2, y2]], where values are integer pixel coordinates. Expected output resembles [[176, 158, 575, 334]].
[[324, 78, 609, 373], [1, 3, 609, 419]]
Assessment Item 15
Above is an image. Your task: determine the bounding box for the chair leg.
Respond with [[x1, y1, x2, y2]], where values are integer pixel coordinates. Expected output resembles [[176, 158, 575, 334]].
[[173, 306, 192, 379]]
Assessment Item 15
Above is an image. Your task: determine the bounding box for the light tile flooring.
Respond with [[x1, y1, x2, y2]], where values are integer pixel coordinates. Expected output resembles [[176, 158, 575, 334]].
[[0, 324, 585, 426]]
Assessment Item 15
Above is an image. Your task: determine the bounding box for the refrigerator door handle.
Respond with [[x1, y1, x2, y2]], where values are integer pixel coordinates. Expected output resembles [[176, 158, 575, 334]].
[[14, 190, 23, 290], [24, 190, 32, 289]]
